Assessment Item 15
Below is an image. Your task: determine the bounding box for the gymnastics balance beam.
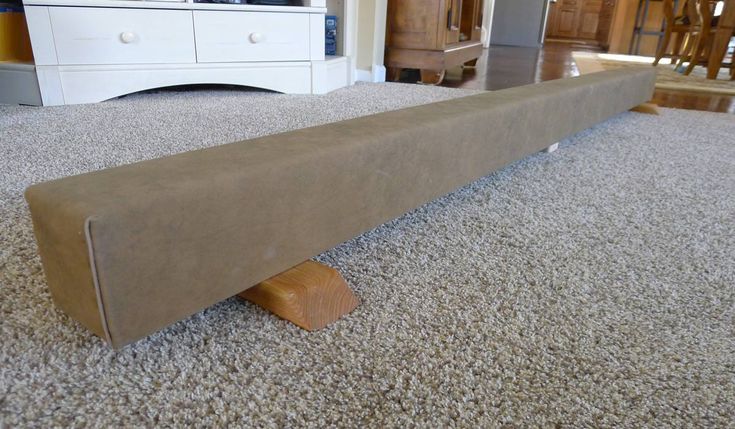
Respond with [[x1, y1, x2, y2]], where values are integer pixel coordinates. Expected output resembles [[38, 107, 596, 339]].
[[25, 68, 656, 348]]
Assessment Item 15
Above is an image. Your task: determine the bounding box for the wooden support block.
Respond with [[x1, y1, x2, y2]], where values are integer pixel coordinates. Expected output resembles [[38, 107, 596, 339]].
[[630, 102, 660, 115], [543, 142, 560, 153], [238, 261, 358, 331]]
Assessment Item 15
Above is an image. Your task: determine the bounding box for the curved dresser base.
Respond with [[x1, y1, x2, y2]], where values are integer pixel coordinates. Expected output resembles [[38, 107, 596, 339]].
[[36, 63, 317, 105]]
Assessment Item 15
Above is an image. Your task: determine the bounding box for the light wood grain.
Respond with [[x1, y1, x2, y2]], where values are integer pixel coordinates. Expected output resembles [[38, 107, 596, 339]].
[[384, 0, 484, 84], [630, 102, 660, 114], [239, 260, 358, 331]]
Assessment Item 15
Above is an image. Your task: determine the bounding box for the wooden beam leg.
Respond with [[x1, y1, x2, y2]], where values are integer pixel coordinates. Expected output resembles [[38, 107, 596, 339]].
[[630, 102, 660, 115], [543, 142, 560, 153], [238, 260, 358, 331]]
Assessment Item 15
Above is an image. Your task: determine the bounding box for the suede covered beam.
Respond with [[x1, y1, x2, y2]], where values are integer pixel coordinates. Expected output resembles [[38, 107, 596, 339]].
[[25, 68, 656, 348]]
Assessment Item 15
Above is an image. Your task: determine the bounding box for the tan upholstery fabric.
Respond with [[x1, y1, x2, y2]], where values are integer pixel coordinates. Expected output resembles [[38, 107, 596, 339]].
[[25, 68, 656, 348]]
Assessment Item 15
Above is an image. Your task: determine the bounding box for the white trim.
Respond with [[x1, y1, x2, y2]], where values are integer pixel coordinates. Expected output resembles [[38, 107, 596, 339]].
[[24, 0, 326, 13], [482, 0, 496, 48], [23, 6, 58, 66], [372, 64, 386, 82], [371, 0, 387, 73], [309, 13, 326, 61], [312, 55, 350, 93], [356, 68, 371, 82], [355, 64, 385, 83], [342, 0, 357, 85]]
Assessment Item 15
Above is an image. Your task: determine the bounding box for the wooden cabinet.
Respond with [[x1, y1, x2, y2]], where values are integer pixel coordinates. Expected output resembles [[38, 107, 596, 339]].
[[596, 0, 617, 48], [385, 0, 484, 85], [546, 0, 604, 41]]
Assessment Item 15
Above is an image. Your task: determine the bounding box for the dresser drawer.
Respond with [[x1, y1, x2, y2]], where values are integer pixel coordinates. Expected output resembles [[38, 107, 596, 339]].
[[193, 11, 310, 63], [49, 7, 196, 65]]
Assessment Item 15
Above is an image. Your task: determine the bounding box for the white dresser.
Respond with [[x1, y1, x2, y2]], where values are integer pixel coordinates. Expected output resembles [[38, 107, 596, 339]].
[[4, 0, 352, 105]]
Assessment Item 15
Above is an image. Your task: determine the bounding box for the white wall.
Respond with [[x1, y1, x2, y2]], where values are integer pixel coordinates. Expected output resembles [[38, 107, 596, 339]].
[[482, 0, 496, 47], [355, 0, 387, 82]]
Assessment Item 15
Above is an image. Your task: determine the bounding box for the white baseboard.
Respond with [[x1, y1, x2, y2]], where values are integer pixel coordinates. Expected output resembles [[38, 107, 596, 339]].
[[356, 64, 386, 83], [372, 65, 386, 83]]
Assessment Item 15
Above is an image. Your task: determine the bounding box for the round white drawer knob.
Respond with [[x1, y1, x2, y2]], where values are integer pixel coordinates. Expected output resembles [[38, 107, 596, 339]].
[[249, 32, 264, 43], [120, 32, 136, 44]]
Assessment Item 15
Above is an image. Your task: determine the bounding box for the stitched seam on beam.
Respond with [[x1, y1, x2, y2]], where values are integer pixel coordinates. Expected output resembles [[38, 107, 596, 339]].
[[85, 217, 113, 347]]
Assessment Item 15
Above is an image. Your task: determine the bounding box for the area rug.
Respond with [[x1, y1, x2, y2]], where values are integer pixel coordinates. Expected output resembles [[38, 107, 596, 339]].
[[1, 83, 734, 427], [573, 51, 735, 95]]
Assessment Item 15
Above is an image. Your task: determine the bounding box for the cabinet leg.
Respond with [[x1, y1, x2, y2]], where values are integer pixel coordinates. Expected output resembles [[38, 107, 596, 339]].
[[386, 67, 402, 82], [463, 58, 478, 68], [420, 69, 446, 85]]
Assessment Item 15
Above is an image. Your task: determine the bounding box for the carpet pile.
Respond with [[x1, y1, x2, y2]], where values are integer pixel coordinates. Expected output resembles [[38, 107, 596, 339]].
[[1, 83, 734, 427]]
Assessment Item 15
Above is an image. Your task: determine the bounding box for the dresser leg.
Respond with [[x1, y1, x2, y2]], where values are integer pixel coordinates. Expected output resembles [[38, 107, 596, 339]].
[[420, 69, 446, 85], [386, 67, 402, 82], [463, 58, 478, 68]]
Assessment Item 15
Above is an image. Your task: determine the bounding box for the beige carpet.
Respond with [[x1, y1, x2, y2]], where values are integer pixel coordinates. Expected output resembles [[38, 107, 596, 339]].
[[573, 51, 735, 95], [1, 83, 734, 427]]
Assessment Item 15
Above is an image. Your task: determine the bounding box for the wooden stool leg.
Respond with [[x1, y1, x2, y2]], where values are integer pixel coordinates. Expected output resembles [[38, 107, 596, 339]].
[[239, 260, 358, 331], [671, 31, 685, 63], [684, 30, 707, 75], [675, 32, 695, 71], [655, 0, 674, 66]]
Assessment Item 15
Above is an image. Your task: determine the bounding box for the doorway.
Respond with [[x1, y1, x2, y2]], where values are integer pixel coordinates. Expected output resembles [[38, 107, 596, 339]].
[[544, 0, 617, 48]]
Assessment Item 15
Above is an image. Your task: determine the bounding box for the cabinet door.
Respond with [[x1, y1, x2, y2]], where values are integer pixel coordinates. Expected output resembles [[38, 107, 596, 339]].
[[577, 0, 603, 40], [553, 0, 580, 38], [445, 0, 462, 45], [386, 0, 443, 50], [596, 0, 616, 46], [460, 0, 483, 41]]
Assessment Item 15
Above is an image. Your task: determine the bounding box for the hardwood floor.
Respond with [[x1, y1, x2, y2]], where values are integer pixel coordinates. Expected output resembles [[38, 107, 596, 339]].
[[436, 42, 735, 114]]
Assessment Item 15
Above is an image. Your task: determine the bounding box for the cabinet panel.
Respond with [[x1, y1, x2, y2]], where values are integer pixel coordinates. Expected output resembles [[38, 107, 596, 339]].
[[386, 0, 443, 50], [578, 11, 600, 38], [194, 11, 310, 63], [546, 0, 604, 40], [50, 7, 195, 65], [445, 0, 462, 45], [556, 8, 579, 37], [577, 0, 603, 39], [460, 0, 483, 41]]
